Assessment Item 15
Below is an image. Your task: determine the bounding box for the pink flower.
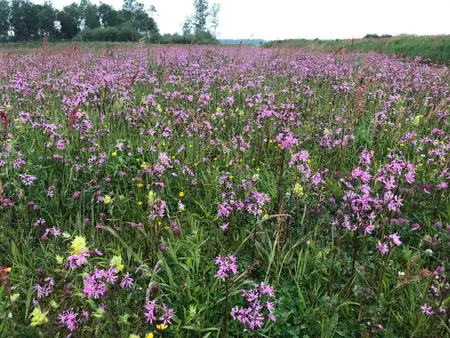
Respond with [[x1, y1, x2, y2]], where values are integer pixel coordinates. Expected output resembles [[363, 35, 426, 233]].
[[376, 241, 389, 255], [215, 254, 238, 279]]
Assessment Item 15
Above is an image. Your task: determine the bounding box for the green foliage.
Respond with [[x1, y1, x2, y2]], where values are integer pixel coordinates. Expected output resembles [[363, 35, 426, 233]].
[[0, 0, 161, 43], [9, 0, 40, 41], [58, 3, 82, 40], [193, 0, 209, 33], [84, 3, 101, 29], [0, 0, 9, 40], [161, 31, 219, 45], [98, 2, 117, 27], [76, 25, 139, 42]]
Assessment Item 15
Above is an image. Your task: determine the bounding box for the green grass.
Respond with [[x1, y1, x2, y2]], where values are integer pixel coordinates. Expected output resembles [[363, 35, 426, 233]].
[[0, 46, 449, 337], [264, 35, 450, 64]]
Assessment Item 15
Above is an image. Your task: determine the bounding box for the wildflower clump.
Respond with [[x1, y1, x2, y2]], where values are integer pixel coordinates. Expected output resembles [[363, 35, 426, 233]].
[[231, 282, 276, 330]]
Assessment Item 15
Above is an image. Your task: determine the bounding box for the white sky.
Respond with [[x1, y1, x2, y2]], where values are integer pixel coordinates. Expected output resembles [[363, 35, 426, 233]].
[[33, 0, 450, 40]]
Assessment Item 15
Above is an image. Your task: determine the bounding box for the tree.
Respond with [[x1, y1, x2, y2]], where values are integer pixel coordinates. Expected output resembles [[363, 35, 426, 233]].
[[209, 3, 220, 37], [134, 7, 157, 37], [57, 3, 82, 39], [84, 3, 100, 29], [37, 1, 57, 37], [119, 0, 158, 38], [10, 0, 40, 41], [98, 3, 117, 27], [193, 0, 208, 33], [0, 0, 10, 40], [182, 15, 194, 36]]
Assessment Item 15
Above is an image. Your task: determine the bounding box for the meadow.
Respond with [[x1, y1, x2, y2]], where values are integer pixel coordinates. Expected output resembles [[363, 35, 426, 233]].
[[0, 45, 449, 338], [265, 35, 450, 65]]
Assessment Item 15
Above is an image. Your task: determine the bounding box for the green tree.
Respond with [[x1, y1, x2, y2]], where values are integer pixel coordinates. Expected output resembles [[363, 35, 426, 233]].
[[10, 0, 40, 41], [0, 0, 10, 40], [98, 2, 117, 27], [209, 3, 220, 37], [119, 0, 158, 38], [37, 1, 57, 37], [193, 0, 208, 33], [182, 15, 194, 36], [57, 3, 81, 39], [84, 3, 100, 29]]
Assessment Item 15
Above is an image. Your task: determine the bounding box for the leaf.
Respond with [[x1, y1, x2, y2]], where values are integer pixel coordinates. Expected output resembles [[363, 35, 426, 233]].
[[25, 280, 34, 321]]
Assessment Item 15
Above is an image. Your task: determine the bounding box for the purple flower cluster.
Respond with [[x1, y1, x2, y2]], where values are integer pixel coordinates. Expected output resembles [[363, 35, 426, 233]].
[[231, 282, 276, 330], [83, 267, 133, 298], [215, 254, 238, 279], [144, 300, 175, 325]]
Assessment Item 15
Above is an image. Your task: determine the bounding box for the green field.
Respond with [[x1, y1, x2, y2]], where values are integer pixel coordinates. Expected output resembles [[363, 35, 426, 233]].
[[0, 44, 449, 337], [264, 35, 450, 65]]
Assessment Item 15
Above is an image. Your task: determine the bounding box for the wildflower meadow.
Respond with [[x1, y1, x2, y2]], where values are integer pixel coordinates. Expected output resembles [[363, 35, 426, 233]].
[[0, 45, 449, 337]]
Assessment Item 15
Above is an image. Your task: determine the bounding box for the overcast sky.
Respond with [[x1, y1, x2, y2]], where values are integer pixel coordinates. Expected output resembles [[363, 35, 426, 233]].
[[33, 0, 450, 40]]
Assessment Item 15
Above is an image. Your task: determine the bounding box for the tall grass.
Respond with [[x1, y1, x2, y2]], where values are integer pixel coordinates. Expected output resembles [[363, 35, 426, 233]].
[[264, 35, 450, 64]]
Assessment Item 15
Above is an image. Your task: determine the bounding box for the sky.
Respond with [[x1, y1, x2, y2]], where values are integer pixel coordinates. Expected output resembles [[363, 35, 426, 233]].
[[33, 0, 450, 40]]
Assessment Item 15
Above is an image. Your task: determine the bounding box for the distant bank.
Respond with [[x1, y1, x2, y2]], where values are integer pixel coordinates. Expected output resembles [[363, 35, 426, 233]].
[[264, 35, 450, 65]]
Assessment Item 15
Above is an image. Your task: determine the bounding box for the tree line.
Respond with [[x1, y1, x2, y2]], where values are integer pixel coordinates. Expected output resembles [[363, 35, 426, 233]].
[[0, 0, 220, 44]]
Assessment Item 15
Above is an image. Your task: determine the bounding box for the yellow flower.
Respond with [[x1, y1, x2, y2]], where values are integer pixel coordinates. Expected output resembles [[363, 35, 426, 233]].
[[104, 195, 112, 205], [110, 255, 124, 272], [70, 236, 88, 254], [293, 183, 304, 197], [156, 323, 168, 331], [229, 175, 233, 180], [179, 191, 185, 197], [145, 333, 154, 338], [148, 191, 156, 205], [137, 183, 143, 188], [263, 214, 269, 219], [112, 151, 117, 157], [7, 267, 12, 273], [55, 255, 64, 264], [30, 307, 48, 327], [137, 201, 143, 206], [412, 115, 423, 126], [10, 293, 19, 302]]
